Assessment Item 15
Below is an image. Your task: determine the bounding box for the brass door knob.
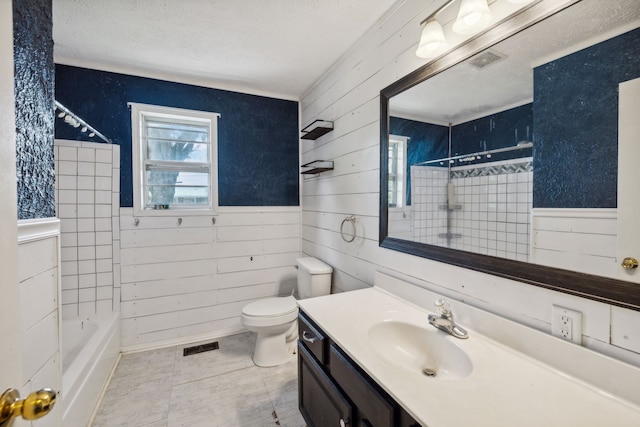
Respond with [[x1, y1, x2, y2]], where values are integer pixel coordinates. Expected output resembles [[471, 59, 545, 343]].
[[0, 388, 56, 427], [621, 257, 639, 269]]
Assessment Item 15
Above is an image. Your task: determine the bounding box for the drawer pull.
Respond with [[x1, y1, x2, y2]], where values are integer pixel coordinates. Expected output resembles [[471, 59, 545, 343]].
[[302, 330, 317, 343]]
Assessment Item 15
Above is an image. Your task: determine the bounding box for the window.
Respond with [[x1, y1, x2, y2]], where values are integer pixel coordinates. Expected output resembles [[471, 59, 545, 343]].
[[130, 103, 219, 214], [388, 135, 408, 208]]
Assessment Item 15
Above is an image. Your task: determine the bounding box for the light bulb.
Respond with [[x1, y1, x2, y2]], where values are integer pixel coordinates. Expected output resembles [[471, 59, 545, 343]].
[[416, 18, 448, 59], [452, 0, 493, 35], [462, 12, 483, 26]]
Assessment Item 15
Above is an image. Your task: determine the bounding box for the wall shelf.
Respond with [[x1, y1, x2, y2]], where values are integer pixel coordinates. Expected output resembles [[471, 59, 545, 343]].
[[301, 120, 333, 140], [301, 160, 334, 175]]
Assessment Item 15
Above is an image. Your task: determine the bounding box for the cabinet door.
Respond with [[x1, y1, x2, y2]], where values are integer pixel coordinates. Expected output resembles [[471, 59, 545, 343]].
[[399, 407, 422, 427], [329, 344, 395, 427], [299, 342, 353, 427]]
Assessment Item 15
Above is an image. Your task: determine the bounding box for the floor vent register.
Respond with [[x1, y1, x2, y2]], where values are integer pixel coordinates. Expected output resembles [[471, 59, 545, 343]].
[[183, 341, 220, 356]]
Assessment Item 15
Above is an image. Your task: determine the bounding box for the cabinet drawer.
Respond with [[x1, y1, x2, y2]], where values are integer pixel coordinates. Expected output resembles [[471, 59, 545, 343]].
[[298, 312, 326, 364], [329, 344, 395, 427], [299, 342, 353, 427]]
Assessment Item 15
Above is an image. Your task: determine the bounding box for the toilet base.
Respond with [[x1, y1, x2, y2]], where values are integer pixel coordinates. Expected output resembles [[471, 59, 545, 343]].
[[253, 332, 293, 367], [251, 322, 298, 367]]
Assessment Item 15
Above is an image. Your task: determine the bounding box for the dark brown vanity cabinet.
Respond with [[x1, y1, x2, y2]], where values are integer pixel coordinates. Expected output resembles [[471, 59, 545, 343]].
[[298, 343, 353, 426], [298, 311, 422, 427]]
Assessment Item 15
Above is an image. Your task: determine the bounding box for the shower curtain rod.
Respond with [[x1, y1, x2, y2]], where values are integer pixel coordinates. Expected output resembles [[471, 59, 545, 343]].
[[55, 100, 112, 144], [415, 141, 533, 166]]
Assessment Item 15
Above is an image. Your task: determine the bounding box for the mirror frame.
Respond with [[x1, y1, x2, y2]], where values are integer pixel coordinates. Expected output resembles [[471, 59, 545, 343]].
[[379, 0, 640, 311]]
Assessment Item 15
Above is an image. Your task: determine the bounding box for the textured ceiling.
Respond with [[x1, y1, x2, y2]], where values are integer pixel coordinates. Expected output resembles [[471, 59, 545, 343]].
[[52, 0, 401, 99]]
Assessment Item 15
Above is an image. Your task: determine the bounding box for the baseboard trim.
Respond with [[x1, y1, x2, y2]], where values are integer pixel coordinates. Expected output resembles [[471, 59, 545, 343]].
[[120, 326, 248, 354]]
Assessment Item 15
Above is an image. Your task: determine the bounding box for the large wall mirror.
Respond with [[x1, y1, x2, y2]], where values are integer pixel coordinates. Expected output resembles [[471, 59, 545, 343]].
[[380, 0, 640, 310]]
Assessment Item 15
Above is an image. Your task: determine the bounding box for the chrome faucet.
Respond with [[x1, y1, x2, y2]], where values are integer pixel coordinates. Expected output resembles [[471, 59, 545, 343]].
[[428, 299, 468, 339]]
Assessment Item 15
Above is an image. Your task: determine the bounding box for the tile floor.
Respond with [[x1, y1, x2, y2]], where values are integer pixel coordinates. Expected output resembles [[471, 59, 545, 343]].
[[91, 333, 306, 427]]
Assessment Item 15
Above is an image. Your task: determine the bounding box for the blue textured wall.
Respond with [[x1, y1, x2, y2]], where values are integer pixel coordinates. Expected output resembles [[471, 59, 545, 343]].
[[14, 0, 55, 219], [533, 28, 640, 209], [55, 65, 300, 207], [452, 103, 533, 163], [390, 117, 448, 205]]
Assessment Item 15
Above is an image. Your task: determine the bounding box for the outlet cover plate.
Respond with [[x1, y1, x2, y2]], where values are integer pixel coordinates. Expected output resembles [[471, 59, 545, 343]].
[[552, 305, 582, 345]]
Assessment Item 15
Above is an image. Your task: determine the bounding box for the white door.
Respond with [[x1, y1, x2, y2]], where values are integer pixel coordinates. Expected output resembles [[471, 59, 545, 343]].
[[0, 0, 23, 394], [617, 77, 640, 284]]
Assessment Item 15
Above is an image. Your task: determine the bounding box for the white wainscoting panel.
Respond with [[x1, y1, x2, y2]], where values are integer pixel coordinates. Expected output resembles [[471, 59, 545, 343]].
[[531, 208, 617, 278], [118, 208, 300, 351], [387, 208, 413, 240], [18, 218, 61, 427]]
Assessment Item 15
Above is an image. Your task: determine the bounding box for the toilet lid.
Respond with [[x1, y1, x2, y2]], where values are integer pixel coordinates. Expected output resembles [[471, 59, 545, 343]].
[[242, 296, 298, 317], [297, 256, 333, 274]]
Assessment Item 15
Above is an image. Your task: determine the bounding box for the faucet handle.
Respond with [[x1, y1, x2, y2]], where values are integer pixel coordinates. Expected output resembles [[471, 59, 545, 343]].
[[434, 299, 451, 316]]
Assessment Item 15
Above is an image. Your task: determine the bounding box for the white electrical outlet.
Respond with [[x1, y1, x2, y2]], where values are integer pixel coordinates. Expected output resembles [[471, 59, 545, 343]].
[[552, 305, 582, 344]]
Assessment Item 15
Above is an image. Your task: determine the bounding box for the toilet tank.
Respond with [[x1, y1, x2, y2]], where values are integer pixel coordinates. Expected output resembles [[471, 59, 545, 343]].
[[296, 257, 333, 299]]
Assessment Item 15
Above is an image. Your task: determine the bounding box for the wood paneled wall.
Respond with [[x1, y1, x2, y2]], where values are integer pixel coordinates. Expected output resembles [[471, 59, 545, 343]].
[[18, 221, 61, 427], [299, 0, 640, 365], [118, 208, 300, 350]]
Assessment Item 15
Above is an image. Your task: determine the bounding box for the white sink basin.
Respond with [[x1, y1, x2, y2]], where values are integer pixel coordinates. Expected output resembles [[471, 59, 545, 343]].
[[367, 320, 473, 380]]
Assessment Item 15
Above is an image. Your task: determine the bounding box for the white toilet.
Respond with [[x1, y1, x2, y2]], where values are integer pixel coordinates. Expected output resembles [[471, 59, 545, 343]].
[[241, 256, 332, 367]]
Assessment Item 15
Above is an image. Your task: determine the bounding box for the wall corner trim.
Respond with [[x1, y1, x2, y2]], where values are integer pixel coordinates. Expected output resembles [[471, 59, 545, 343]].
[[17, 217, 60, 243]]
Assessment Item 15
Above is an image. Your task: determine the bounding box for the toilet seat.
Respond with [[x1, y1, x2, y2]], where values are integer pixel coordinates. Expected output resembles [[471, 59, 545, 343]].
[[241, 296, 298, 328], [242, 296, 297, 317]]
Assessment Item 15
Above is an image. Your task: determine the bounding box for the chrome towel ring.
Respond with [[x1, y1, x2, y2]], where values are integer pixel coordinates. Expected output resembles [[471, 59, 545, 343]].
[[340, 215, 357, 242]]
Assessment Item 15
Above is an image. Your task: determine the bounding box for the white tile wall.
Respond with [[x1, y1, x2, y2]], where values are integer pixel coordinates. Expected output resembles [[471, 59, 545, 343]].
[[55, 140, 120, 319], [411, 160, 532, 261], [451, 160, 532, 261], [410, 166, 448, 245]]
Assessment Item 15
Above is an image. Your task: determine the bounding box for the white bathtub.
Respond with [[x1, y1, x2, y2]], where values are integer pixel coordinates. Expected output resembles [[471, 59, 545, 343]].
[[61, 313, 120, 427]]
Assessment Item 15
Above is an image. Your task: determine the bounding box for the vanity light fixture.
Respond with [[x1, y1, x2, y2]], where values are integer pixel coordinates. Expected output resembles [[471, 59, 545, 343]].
[[452, 0, 493, 35], [416, 0, 494, 58], [416, 18, 449, 58]]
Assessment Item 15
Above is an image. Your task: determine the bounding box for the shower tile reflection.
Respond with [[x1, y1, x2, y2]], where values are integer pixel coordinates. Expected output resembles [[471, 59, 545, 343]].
[[412, 158, 532, 261]]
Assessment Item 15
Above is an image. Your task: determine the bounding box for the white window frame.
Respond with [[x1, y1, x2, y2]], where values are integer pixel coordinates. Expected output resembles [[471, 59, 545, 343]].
[[130, 102, 219, 216], [388, 134, 408, 209]]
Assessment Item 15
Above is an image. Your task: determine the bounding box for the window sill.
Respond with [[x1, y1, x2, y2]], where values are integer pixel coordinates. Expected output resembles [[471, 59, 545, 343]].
[[133, 207, 219, 217]]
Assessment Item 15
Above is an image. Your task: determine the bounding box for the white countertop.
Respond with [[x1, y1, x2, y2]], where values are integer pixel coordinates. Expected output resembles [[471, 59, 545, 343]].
[[298, 287, 640, 427]]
